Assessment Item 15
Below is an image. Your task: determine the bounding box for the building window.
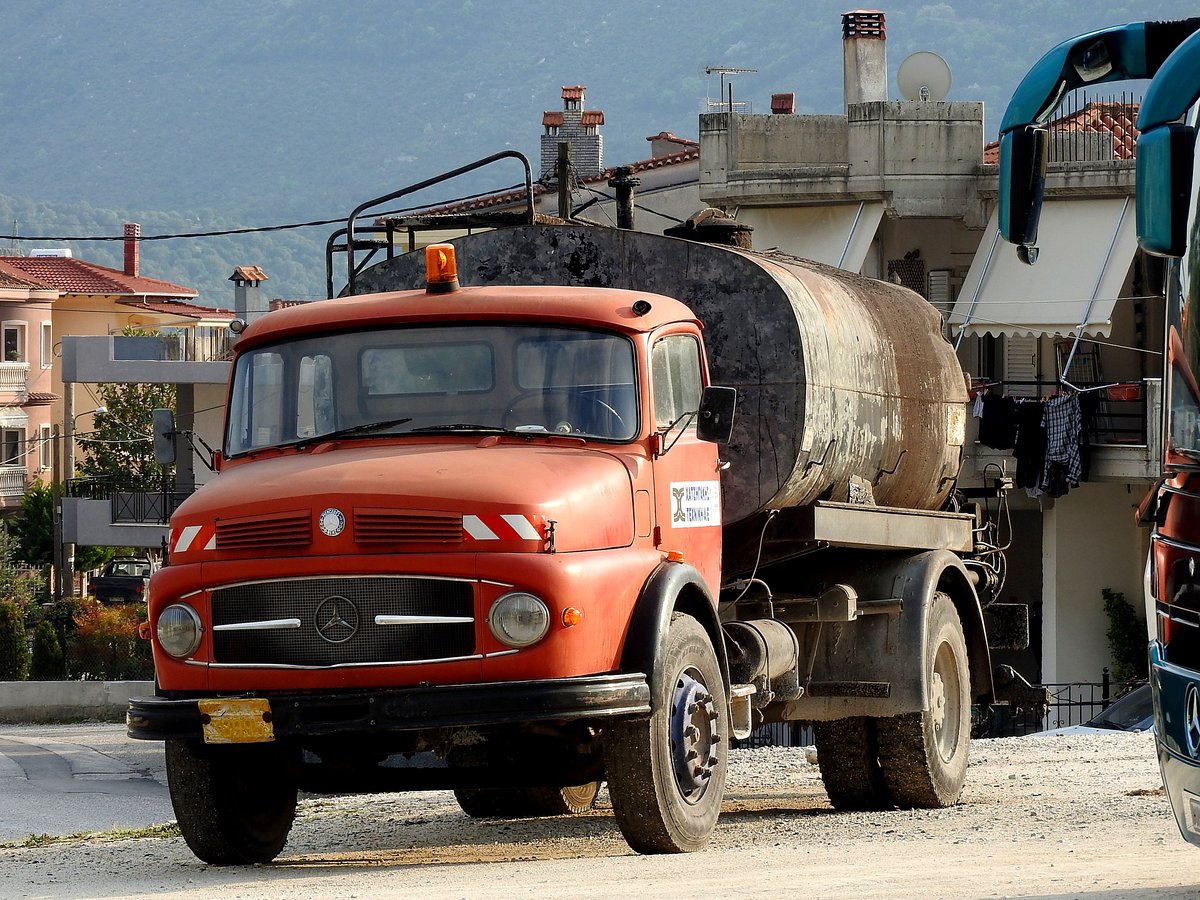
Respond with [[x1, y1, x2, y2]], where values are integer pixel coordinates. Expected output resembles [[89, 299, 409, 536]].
[[2, 323, 25, 363], [39, 424, 51, 470], [0, 428, 25, 466], [40, 322, 52, 369]]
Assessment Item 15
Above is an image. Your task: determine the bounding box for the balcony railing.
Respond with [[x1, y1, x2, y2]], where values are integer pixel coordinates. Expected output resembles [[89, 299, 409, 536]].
[[65, 475, 191, 525], [0, 466, 27, 500], [0, 361, 30, 396]]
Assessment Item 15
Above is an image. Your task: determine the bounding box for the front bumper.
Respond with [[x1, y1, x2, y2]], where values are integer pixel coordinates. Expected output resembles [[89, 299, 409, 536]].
[[1151, 642, 1200, 847], [127, 672, 650, 742]]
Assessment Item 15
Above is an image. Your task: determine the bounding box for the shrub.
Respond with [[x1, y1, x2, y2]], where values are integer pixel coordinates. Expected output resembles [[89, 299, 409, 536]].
[[29, 619, 66, 680], [1103, 588, 1149, 683], [67, 599, 152, 681], [0, 598, 29, 680]]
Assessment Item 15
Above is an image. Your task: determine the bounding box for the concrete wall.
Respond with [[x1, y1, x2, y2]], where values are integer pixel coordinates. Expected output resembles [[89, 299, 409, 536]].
[[0, 680, 152, 723], [1042, 481, 1150, 683]]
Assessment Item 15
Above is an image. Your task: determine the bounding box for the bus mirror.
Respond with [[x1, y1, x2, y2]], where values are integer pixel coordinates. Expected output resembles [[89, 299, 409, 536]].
[[998, 126, 1048, 257], [697, 386, 737, 444], [1137, 123, 1196, 258], [152, 408, 177, 465]]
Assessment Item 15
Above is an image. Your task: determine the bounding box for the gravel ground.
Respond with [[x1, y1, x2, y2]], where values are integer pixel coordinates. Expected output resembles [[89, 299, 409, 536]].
[[0, 730, 1196, 899]]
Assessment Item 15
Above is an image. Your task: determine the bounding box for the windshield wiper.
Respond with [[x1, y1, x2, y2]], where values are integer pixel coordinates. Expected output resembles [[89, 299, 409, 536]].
[[296, 416, 413, 447], [408, 423, 511, 434]]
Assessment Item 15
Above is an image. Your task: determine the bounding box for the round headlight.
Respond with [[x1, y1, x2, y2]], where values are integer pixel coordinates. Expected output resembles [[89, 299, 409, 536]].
[[157, 604, 203, 658], [488, 592, 551, 648]]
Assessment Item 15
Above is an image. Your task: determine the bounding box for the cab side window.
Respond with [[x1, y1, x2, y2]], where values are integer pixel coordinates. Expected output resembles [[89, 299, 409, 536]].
[[652, 335, 702, 431]]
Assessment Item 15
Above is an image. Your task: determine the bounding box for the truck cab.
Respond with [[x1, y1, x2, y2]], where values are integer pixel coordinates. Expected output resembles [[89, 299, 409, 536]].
[[133, 244, 736, 862]]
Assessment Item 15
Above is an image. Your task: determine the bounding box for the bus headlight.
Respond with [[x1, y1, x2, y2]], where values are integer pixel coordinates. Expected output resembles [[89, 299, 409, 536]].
[[488, 592, 550, 648], [157, 604, 203, 658]]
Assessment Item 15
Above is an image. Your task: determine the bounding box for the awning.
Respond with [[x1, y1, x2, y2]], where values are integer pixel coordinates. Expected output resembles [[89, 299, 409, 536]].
[[736, 201, 885, 272], [949, 197, 1137, 339]]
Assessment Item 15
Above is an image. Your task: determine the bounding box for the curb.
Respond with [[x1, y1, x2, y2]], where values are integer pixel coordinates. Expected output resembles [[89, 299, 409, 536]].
[[0, 681, 154, 724]]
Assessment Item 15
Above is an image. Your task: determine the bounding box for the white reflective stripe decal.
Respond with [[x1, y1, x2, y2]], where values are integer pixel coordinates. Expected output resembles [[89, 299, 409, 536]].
[[463, 515, 499, 540], [203, 534, 217, 551], [501, 514, 541, 540], [174, 525, 202, 552]]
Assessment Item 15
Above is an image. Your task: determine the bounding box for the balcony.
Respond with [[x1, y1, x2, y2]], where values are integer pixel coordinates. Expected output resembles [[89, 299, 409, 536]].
[[0, 362, 30, 399], [0, 466, 27, 505], [61, 476, 192, 549], [967, 377, 1162, 485]]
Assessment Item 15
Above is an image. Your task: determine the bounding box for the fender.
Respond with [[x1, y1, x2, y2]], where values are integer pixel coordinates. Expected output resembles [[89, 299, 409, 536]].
[[619, 560, 730, 704], [783, 550, 993, 720]]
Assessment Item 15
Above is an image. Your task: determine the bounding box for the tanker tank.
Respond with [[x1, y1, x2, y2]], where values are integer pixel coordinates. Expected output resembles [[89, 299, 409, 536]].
[[352, 224, 967, 529]]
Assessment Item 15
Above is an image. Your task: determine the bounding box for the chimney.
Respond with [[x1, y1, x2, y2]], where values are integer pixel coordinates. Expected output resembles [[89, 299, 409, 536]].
[[842, 9, 888, 110], [771, 92, 796, 115], [123, 223, 140, 277], [229, 266, 269, 326]]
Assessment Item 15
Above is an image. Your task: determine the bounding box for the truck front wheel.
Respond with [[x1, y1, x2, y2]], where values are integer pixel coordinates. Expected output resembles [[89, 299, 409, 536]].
[[604, 613, 728, 853], [165, 739, 298, 865], [876, 591, 971, 807]]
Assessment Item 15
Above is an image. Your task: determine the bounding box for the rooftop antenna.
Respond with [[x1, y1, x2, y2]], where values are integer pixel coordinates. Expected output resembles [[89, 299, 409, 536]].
[[897, 51, 952, 101], [705, 66, 758, 113]]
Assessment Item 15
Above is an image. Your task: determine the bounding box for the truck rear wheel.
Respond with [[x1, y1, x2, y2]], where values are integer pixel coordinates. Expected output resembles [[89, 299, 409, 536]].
[[876, 591, 971, 808], [453, 781, 601, 817], [165, 740, 298, 865], [603, 613, 727, 853], [813, 717, 892, 810]]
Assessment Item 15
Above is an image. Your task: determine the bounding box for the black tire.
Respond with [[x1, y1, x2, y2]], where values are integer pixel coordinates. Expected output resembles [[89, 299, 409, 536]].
[[604, 613, 727, 853], [876, 591, 971, 808], [454, 781, 602, 818], [813, 717, 892, 811], [165, 740, 298, 865]]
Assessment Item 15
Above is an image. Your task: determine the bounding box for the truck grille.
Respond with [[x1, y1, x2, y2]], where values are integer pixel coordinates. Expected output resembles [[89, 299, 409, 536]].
[[216, 511, 312, 549], [211, 576, 475, 666], [353, 508, 463, 544]]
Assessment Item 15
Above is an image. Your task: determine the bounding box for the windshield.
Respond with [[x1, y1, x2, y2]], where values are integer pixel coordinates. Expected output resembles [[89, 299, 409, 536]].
[[1166, 104, 1200, 459], [225, 324, 639, 455]]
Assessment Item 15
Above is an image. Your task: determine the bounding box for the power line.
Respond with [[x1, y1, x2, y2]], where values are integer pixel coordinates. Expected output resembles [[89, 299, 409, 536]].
[[0, 182, 530, 244]]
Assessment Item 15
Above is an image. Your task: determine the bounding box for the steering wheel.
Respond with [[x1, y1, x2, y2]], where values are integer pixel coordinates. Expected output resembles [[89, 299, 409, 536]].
[[503, 388, 626, 436]]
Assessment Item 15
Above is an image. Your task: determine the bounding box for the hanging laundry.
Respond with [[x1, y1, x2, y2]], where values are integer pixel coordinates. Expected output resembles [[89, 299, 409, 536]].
[[972, 390, 985, 418], [1014, 400, 1046, 495], [978, 394, 1018, 450], [1040, 393, 1082, 498]]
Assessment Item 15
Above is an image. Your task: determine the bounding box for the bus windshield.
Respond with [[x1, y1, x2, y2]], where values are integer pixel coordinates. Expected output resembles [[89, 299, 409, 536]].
[[224, 324, 639, 455]]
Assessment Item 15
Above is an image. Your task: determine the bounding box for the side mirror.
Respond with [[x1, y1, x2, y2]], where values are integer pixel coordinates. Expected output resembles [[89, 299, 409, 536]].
[[152, 408, 177, 465], [997, 126, 1049, 257], [696, 386, 737, 444], [1137, 123, 1196, 257]]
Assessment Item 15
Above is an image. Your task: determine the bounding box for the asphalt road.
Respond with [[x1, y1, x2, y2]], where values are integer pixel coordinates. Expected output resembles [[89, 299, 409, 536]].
[[0, 723, 172, 842]]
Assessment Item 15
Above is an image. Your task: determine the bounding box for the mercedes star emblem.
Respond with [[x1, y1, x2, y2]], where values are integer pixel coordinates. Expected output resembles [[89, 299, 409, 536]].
[[314, 595, 359, 644], [319, 507, 346, 537], [1186, 684, 1200, 759]]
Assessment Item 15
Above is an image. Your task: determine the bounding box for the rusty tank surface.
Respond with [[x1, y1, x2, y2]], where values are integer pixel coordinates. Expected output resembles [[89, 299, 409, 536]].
[[352, 225, 967, 529]]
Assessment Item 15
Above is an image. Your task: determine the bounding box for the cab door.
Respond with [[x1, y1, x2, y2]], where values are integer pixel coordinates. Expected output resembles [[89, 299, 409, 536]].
[[649, 331, 723, 595]]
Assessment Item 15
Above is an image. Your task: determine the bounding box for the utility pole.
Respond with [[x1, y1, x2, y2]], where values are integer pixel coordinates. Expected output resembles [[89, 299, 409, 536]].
[[51, 425, 62, 602]]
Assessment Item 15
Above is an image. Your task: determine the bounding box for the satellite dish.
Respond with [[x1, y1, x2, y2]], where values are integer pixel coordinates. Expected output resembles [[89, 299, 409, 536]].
[[898, 51, 952, 101]]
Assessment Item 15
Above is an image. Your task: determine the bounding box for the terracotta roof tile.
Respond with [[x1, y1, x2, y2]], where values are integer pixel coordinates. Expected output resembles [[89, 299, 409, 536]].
[[230, 266, 268, 282], [0, 257, 197, 298], [562, 86, 585, 100], [0, 270, 47, 290], [983, 101, 1139, 164], [543, 112, 564, 127], [116, 299, 233, 320], [581, 110, 605, 126]]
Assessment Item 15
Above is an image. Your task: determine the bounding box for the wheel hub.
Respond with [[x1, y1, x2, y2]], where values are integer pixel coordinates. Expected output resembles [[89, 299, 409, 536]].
[[669, 668, 719, 803], [930, 671, 947, 732]]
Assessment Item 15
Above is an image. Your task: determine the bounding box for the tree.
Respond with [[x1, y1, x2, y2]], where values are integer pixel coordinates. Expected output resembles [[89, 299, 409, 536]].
[[75, 380, 176, 484], [9, 480, 53, 567]]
